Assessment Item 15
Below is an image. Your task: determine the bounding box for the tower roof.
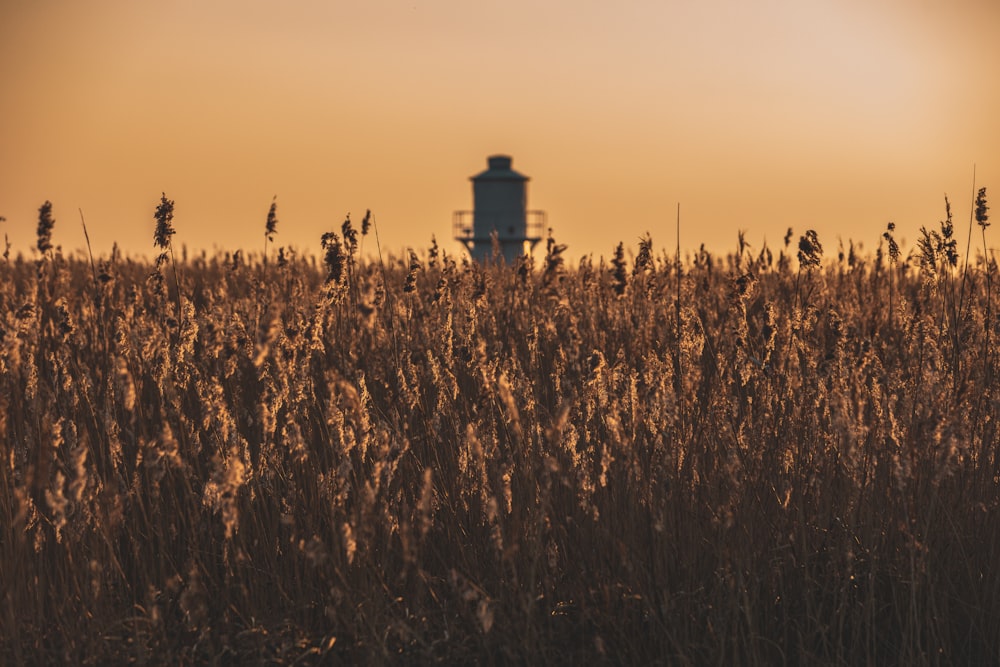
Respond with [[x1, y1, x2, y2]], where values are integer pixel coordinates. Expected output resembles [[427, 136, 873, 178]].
[[471, 154, 529, 182]]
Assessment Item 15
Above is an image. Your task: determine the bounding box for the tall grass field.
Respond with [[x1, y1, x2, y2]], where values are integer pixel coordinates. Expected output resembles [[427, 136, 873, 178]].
[[1, 193, 998, 664]]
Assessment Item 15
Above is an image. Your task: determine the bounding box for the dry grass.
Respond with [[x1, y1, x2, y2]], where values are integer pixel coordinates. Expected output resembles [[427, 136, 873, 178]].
[[1, 199, 999, 665]]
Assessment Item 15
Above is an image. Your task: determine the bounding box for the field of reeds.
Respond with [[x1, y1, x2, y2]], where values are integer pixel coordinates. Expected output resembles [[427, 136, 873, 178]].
[[2, 193, 999, 665]]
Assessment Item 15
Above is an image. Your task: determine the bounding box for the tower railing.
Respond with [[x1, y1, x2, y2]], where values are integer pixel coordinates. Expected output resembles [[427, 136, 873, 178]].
[[452, 210, 547, 244]]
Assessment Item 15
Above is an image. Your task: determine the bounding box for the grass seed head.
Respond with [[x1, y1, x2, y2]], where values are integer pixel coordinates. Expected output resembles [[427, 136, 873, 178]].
[[611, 242, 627, 295], [153, 193, 175, 251], [632, 232, 656, 276], [36, 201, 56, 255], [321, 231, 345, 284], [976, 187, 989, 229], [404, 249, 422, 293], [341, 214, 358, 256], [798, 229, 824, 269], [361, 208, 372, 236], [265, 196, 278, 242]]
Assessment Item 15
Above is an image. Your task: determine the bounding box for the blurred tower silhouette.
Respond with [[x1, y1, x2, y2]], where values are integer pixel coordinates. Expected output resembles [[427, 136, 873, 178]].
[[453, 155, 545, 263]]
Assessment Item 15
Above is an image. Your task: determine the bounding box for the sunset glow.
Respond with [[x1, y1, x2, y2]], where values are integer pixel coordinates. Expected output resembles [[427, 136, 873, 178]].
[[6, 3, 1000, 660], [2, 0, 998, 260]]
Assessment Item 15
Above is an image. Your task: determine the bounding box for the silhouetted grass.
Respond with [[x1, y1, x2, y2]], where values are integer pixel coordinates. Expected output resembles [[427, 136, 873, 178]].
[[1, 194, 998, 665]]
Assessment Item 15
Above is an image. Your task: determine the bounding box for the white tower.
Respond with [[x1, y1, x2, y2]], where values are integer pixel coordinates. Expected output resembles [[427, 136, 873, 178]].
[[454, 155, 545, 263]]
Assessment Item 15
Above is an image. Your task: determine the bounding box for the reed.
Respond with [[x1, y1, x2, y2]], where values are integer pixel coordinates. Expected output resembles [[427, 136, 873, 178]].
[[0, 192, 997, 664]]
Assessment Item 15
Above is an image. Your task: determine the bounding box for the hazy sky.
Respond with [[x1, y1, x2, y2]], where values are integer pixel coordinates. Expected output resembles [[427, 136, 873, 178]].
[[2, 0, 998, 261]]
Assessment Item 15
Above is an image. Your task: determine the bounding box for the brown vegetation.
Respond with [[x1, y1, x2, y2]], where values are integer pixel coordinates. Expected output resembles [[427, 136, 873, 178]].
[[1, 197, 998, 664]]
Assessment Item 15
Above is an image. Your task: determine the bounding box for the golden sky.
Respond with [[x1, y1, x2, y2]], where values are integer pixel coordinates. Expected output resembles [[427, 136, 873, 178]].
[[1, 0, 998, 261]]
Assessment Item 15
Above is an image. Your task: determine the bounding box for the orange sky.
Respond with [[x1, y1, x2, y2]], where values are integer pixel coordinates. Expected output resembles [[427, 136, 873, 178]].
[[1, 0, 998, 262]]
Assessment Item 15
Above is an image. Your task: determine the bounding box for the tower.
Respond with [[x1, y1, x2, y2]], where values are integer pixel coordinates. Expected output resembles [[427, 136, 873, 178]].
[[453, 155, 545, 263]]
